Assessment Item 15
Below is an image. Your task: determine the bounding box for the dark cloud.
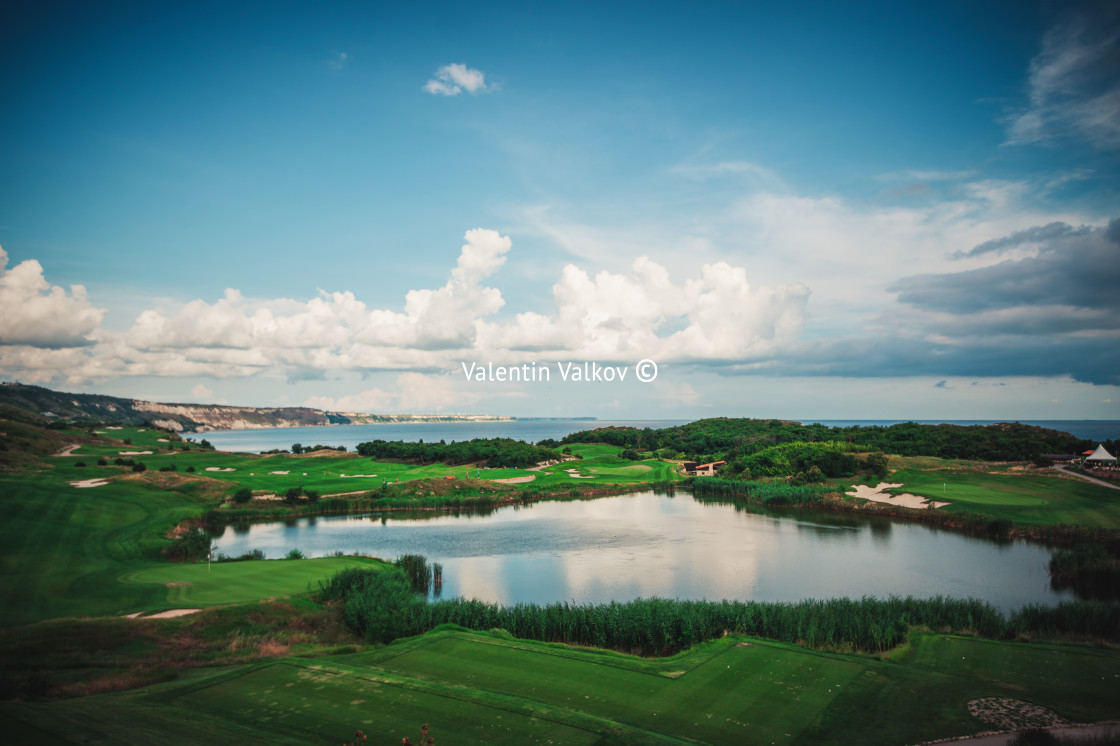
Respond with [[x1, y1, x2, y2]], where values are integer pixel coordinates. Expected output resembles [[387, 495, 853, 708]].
[[950, 221, 1093, 259], [891, 220, 1120, 314]]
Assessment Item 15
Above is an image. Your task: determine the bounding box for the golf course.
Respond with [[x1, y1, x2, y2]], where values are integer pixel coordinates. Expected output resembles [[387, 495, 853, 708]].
[[1, 410, 1119, 744]]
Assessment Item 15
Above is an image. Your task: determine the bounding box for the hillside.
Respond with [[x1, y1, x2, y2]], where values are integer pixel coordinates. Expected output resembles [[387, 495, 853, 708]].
[[0, 383, 513, 433]]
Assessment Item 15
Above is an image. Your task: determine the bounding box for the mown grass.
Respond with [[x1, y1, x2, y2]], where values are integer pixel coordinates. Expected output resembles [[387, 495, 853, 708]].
[[2, 627, 1118, 745], [119, 556, 389, 610]]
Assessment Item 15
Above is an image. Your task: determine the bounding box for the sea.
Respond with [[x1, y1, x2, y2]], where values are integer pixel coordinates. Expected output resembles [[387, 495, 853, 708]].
[[198, 418, 1120, 454]]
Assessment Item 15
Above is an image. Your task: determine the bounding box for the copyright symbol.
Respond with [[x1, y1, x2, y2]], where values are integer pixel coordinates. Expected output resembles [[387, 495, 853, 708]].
[[635, 359, 658, 383]]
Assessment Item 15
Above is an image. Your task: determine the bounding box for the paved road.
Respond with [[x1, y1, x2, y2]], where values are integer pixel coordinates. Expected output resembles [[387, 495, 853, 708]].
[[1052, 465, 1120, 491], [930, 721, 1120, 745]]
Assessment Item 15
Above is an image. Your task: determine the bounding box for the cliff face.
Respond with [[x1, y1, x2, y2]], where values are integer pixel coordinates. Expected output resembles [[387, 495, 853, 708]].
[[0, 383, 513, 432], [131, 400, 330, 432]]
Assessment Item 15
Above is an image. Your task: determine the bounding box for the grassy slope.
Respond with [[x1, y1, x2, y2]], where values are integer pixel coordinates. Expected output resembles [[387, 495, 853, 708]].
[[3, 628, 1118, 745]]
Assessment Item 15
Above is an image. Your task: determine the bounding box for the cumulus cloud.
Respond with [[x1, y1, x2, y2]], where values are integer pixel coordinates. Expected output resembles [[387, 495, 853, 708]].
[[424, 63, 491, 96], [476, 254, 808, 363], [1005, 7, 1120, 149], [0, 246, 106, 347]]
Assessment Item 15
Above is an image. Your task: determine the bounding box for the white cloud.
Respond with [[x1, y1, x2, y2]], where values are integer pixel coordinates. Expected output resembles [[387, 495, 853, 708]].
[[0, 246, 106, 347], [1005, 10, 1120, 149], [190, 383, 214, 402], [326, 51, 349, 70], [305, 372, 479, 413], [424, 63, 491, 96]]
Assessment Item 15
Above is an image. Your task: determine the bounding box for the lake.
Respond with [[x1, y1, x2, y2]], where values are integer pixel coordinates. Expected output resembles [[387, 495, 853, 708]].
[[211, 490, 1070, 612]]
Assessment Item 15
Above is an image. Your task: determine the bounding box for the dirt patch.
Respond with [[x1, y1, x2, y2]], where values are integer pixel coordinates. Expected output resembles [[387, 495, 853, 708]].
[[54, 444, 81, 457], [968, 698, 1071, 731]]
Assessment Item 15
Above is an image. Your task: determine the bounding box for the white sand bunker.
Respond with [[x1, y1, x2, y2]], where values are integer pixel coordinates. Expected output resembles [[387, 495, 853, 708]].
[[340, 473, 379, 478], [71, 478, 111, 488], [205, 467, 235, 472], [269, 470, 290, 475], [157, 438, 169, 442], [119, 450, 153, 456], [129, 608, 202, 620], [565, 469, 595, 479], [493, 475, 536, 484], [846, 482, 949, 509]]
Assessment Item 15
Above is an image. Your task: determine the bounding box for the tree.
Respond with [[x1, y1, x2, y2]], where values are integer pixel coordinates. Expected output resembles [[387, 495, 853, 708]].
[[292, 443, 303, 454], [233, 488, 252, 504], [866, 452, 889, 478]]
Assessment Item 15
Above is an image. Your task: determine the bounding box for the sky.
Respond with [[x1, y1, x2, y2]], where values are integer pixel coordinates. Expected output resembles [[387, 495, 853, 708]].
[[1, 0, 1118, 420]]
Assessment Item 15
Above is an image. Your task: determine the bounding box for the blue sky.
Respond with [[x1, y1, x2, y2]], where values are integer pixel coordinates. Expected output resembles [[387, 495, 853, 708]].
[[1, 1, 1117, 420]]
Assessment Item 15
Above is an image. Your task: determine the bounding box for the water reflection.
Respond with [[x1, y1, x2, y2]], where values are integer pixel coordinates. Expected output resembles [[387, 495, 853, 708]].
[[210, 490, 1076, 612]]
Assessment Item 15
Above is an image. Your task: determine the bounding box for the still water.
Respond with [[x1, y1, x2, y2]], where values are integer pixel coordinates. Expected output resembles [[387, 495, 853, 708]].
[[211, 491, 1069, 612]]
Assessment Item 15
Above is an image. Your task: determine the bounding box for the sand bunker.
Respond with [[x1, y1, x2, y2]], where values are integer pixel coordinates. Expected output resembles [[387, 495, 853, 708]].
[[70, 478, 111, 488], [132, 608, 202, 620], [157, 438, 169, 442], [269, 470, 290, 475], [846, 482, 949, 509], [565, 469, 595, 479], [340, 473, 379, 478], [118, 450, 153, 456], [205, 467, 235, 472], [493, 475, 536, 484]]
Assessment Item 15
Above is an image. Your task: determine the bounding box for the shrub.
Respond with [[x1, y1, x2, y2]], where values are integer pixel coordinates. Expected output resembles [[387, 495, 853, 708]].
[[185, 465, 195, 472], [305, 489, 321, 503], [166, 528, 211, 562], [97, 458, 108, 466], [619, 449, 643, 460], [74, 461, 86, 468], [284, 487, 303, 504], [233, 488, 252, 504], [285, 548, 306, 560], [132, 462, 147, 473]]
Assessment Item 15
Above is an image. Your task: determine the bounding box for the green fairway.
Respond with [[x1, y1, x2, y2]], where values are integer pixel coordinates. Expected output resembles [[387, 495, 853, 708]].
[[0, 466, 214, 626], [3, 628, 1118, 745], [119, 556, 388, 610], [879, 468, 1120, 527]]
